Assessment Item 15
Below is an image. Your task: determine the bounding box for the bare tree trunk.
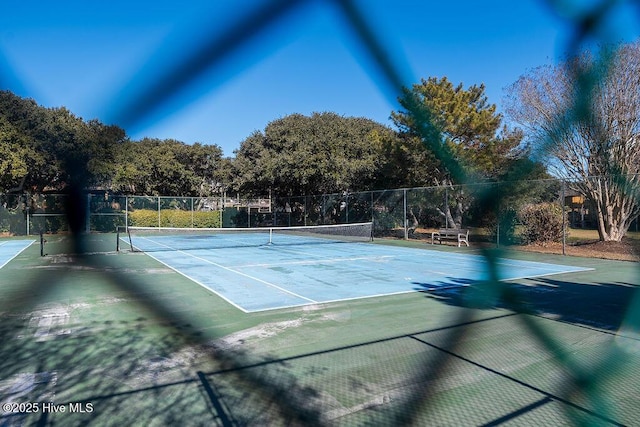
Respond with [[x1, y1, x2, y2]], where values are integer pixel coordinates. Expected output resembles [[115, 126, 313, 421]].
[[579, 176, 638, 241], [506, 42, 640, 242]]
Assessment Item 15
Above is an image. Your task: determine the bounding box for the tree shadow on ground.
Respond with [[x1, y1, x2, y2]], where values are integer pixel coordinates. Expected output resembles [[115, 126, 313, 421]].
[[414, 276, 639, 332]]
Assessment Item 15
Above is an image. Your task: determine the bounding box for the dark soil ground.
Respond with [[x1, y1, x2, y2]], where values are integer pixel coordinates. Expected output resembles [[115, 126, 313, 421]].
[[517, 239, 640, 261], [379, 228, 640, 262]]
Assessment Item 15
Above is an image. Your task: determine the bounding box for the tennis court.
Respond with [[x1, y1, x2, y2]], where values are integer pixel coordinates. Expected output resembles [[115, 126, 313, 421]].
[[0, 239, 34, 269], [121, 224, 592, 312], [1, 231, 637, 426]]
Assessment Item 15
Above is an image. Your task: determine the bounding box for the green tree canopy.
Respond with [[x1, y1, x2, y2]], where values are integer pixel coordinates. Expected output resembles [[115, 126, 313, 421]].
[[391, 77, 524, 185], [113, 138, 225, 196], [390, 77, 527, 227], [0, 90, 126, 192], [232, 112, 398, 196], [0, 115, 45, 192]]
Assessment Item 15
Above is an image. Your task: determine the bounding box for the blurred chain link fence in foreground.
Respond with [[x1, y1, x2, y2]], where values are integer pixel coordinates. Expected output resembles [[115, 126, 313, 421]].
[[1, 0, 640, 426]]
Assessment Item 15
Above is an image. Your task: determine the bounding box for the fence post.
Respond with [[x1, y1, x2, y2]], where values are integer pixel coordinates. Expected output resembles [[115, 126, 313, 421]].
[[403, 188, 408, 240], [86, 193, 91, 233], [125, 196, 129, 230], [370, 191, 374, 224], [157, 196, 161, 228], [445, 187, 449, 229], [25, 193, 30, 236], [221, 193, 225, 228], [345, 192, 349, 224], [561, 180, 566, 255], [496, 206, 500, 248]]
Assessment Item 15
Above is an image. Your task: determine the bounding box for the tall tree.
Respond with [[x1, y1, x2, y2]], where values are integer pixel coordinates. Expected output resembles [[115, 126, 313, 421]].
[[113, 138, 225, 196], [0, 91, 126, 192], [0, 116, 45, 192], [391, 77, 524, 227], [232, 112, 398, 197], [505, 41, 640, 241]]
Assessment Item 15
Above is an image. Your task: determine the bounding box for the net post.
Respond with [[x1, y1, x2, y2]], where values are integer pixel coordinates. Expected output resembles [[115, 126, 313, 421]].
[[269, 227, 273, 245], [127, 226, 134, 252], [116, 225, 135, 252], [40, 231, 45, 257]]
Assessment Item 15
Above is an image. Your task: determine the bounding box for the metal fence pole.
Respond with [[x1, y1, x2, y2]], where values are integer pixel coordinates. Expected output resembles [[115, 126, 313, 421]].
[[403, 188, 408, 240], [562, 179, 566, 255], [445, 187, 449, 229], [221, 193, 225, 228], [370, 191, 374, 224], [496, 206, 500, 248], [86, 194, 91, 233], [26, 193, 30, 236], [345, 192, 349, 224]]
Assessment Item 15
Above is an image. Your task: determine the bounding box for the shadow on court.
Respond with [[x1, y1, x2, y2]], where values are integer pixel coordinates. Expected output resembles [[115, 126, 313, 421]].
[[416, 275, 639, 332], [1, 0, 639, 424]]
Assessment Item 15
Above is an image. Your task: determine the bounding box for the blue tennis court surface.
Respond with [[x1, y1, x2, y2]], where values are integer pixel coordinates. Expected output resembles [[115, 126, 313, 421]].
[[0, 240, 34, 269], [125, 233, 593, 313]]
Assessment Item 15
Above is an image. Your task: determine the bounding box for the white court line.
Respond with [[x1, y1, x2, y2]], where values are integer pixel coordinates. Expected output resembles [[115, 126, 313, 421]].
[[263, 243, 585, 278], [134, 249, 250, 313], [261, 242, 361, 260], [359, 244, 594, 274], [0, 240, 35, 269], [134, 236, 317, 304], [243, 289, 420, 313], [129, 236, 595, 313]]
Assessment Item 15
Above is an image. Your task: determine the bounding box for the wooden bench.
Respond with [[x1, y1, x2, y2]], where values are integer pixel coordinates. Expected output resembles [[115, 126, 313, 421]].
[[431, 228, 469, 247]]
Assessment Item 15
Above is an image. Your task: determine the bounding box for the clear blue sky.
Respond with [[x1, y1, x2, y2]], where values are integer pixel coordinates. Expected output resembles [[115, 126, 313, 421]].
[[1, 0, 638, 157]]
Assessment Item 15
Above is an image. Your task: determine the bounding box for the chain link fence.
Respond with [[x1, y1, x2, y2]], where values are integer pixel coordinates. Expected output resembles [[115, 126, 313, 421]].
[[275, 176, 639, 250], [2, 175, 638, 257], [0, 194, 279, 235], [1, 0, 639, 425]]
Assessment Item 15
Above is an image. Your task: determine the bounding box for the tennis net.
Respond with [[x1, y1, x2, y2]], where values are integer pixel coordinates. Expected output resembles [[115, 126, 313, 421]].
[[117, 222, 373, 252]]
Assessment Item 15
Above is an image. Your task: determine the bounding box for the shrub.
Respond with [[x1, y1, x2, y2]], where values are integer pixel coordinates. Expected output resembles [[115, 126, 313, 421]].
[[518, 202, 567, 245], [128, 209, 221, 228], [487, 208, 518, 245]]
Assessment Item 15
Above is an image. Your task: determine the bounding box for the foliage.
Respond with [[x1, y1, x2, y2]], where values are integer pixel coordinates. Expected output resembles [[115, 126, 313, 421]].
[[485, 207, 518, 245], [518, 202, 566, 245], [113, 138, 226, 196], [0, 91, 227, 196], [128, 209, 221, 228], [232, 112, 398, 197], [391, 77, 524, 184], [390, 77, 527, 227], [0, 90, 127, 192], [0, 209, 25, 234], [505, 41, 640, 241]]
